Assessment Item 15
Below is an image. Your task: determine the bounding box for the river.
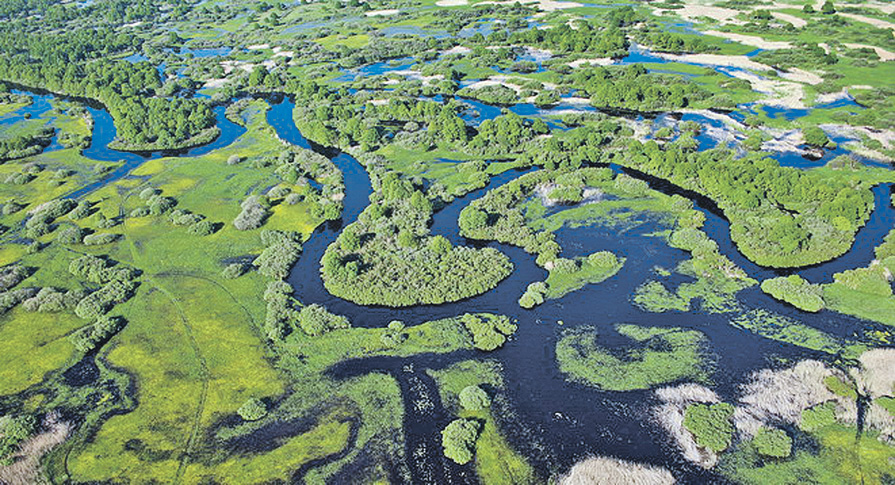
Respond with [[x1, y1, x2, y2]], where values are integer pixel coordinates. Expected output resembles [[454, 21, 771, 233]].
[[6, 88, 893, 483]]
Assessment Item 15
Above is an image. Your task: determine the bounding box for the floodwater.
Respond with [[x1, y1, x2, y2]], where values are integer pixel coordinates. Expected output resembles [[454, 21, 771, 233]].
[[8, 75, 892, 482]]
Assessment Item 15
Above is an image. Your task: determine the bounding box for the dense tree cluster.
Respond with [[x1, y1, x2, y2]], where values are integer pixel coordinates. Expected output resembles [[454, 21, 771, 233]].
[[0, 414, 35, 465], [510, 21, 629, 57], [760, 275, 825, 312], [322, 179, 512, 307], [254, 230, 303, 279], [0, 27, 217, 150], [754, 43, 838, 70], [460, 168, 619, 266], [262, 280, 349, 341], [441, 418, 480, 465], [618, 142, 876, 267], [683, 402, 735, 453], [641, 32, 718, 54], [69, 315, 126, 353], [460, 313, 516, 351], [571, 65, 711, 111], [0, 126, 54, 162]]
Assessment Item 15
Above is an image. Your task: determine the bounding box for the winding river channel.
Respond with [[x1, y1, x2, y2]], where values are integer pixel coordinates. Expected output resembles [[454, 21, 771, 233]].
[[7, 87, 893, 482]]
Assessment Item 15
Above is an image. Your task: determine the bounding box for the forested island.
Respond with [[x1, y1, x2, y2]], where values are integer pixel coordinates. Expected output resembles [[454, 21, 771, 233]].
[[0, 0, 894, 484]]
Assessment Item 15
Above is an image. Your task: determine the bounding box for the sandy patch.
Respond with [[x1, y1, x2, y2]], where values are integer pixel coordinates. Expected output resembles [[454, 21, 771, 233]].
[[660, 4, 742, 24], [478, 0, 582, 11], [436, 0, 467, 5], [722, 67, 807, 108], [839, 12, 895, 31], [821, 123, 895, 150], [843, 43, 895, 61], [762, 129, 810, 155], [770, 11, 807, 28], [221, 60, 249, 74], [814, 89, 850, 104], [463, 74, 556, 93], [654, 53, 772, 72], [704, 30, 791, 49], [679, 109, 748, 131], [122, 21, 143, 28], [568, 58, 614, 68], [365, 9, 399, 16], [391, 69, 444, 85], [560, 97, 592, 105], [559, 456, 675, 485], [246, 43, 270, 50], [369, 99, 390, 106], [203, 78, 228, 89], [442, 45, 471, 56], [779, 67, 823, 85]]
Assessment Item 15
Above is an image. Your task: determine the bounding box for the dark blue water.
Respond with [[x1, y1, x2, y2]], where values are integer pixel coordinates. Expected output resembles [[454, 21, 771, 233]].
[[264, 96, 894, 482], [4, 91, 245, 199], [8, 78, 890, 482], [335, 57, 417, 82]]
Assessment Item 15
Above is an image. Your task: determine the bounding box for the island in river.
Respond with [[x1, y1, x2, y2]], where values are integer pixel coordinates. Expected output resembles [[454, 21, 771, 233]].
[[0, 0, 893, 483]]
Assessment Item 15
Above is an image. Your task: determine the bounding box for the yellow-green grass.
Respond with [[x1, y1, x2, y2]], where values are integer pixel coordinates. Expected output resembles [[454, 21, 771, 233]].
[[0, 102, 30, 117], [0, 309, 84, 396], [182, 416, 352, 483], [315, 34, 371, 49], [284, 317, 474, 374], [67, 101, 330, 481], [429, 360, 538, 485]]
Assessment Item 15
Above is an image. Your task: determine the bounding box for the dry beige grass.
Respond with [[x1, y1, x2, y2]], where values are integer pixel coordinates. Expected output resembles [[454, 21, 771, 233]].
[[855, 349, 895, 398], [735, 360, 838, 437], [0, 413, 71, 485], [654, 384, 720, 468], [559, 456, 676, 485]]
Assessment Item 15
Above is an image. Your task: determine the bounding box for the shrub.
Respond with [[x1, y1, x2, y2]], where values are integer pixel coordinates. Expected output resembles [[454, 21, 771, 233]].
[[2, 201, 24, 215], [459, 385, 491, 411], [221, 263, 246, 279], [69, 315, 126, 352], [0, 414, 36, 464], [254, 240, 302, 279], [683, 402, 734, 453], [233, 195, 269, 230], [297, 304, 350, 336], [441, 418, 480, 464], [22, 287, 83, 312], [752, 428, 792, 458], [237, 398, 267, 421], [83, 233, 120, 245], [518, 282, 547, 309], [188, 220, 216, 236], [56, 226, 84, 244], [803, 126, 832, 147], [461, 313, 516, 351], [0, 264, 29, 292]]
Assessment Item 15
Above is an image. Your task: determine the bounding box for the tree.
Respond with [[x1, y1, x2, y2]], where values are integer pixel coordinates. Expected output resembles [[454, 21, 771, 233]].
[[441, 419, 480, 464], [753, 428, 792, 458], [803, 126, 831, 147], [683, 403, 734, 453], [459, 386, 491, 411], [238, 398, 267, 421], [821, 1, 835, 14]]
